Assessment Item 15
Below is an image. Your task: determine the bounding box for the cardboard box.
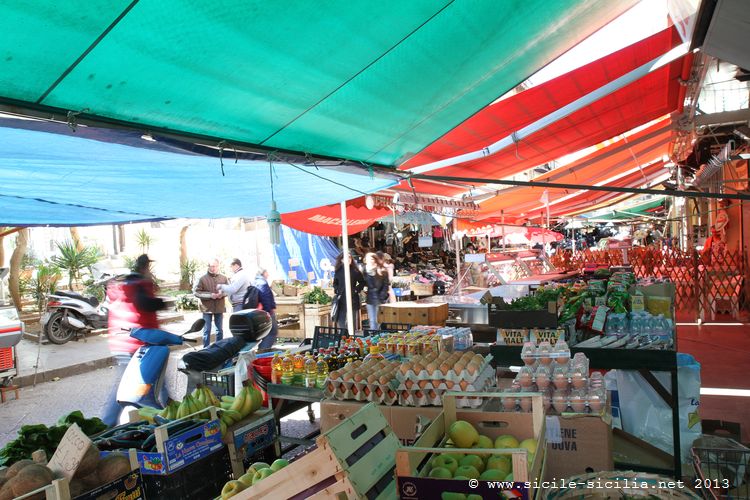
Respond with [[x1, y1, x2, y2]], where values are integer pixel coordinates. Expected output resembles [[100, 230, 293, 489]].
[[223, 409, 277, 478], [544, 411, 613, 480], [320, 400, 441, 445]]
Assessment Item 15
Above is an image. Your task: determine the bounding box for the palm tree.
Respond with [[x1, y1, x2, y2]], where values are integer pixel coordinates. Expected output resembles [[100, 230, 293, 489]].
[[9, 229, 28, 313], [51, 241, 101, 289], [136, 228, 153, 254]]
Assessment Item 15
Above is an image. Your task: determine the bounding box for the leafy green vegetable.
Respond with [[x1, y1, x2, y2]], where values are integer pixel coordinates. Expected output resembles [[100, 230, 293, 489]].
[[303, 286, 332, 305]]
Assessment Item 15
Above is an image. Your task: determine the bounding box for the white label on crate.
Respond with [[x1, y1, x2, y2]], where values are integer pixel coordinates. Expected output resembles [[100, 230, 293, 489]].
[[307, 271, 315, 281], [288, 270, 297, 280], [48, 423, 92, 480], [545, 416, 562, 444]]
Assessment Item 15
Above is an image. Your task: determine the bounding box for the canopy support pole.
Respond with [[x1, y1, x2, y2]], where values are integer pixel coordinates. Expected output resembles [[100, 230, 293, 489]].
[[408, 42, 689, 175], [340, 202, 354, 336], [455, 234, 461, 296], [501, 211, 505, 252]]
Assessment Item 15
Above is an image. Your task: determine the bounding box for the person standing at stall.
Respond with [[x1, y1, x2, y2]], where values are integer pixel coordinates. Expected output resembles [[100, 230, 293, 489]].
[[332, 252, 366, 330], [194, 258, 228, 347], [255, 268, 278, 350], [378, 251, 396, 303], [217, 258, 253, 312], [364, 252, 389, 330]]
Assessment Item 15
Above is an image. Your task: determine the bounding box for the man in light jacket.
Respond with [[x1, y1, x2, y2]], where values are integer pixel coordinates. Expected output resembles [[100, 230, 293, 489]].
[[193, 258, 228, 347], [217, 258, 253, 312]]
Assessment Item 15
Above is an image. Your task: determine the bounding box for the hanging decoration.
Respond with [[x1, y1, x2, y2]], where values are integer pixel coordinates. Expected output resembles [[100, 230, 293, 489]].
[[268, 158, 281, 245]]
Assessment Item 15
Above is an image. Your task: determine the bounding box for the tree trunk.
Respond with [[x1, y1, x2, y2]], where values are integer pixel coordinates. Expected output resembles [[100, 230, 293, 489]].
[[9, 229, 28, 314], [0, 227, 5, 267], [117, 225, 126, 252], [70, 227, 84, 251], [179, 225, 190, 290]]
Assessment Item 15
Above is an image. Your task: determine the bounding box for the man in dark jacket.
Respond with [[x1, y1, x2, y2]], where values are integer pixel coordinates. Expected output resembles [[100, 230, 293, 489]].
[[332, 252, 365, 330], [194, 258, 229, 347], [255, 268, 277, 349]]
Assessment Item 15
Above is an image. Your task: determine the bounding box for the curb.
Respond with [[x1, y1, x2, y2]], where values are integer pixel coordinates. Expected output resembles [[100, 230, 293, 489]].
[[14, 356, 116, 388]]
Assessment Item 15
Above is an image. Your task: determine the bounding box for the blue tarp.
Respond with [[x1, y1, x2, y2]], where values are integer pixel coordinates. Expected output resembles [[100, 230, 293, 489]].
[[0, 119, 398, 226], [273, 225, 340, 283]]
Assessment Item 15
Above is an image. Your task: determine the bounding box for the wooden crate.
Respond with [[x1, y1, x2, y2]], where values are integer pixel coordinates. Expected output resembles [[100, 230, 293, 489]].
[[410, 282, 434, 296], [234, 403, 398, 499], [377, 302, 448, 326], [304, 303, 332, 339], [395, 392, 546, 500]]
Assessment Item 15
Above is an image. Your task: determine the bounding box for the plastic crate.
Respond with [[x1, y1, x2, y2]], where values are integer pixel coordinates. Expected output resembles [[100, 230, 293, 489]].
[[202, 370, 236, 397], [311, 325, 346, 351], [0, 347, 13, 371], [142, 446, 232, 499]]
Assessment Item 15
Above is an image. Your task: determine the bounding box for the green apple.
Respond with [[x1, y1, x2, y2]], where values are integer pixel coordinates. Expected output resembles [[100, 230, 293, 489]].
[[520, 438, 538, 454], [453, 476, 470, 481], [429, 466, 453, 479], [237, 472, 255, 487], [270, 459, 289, 471], [220, 480, 246, 499], [467, 495, 483, 500], [441, 493, 466, 500], [252, 467, 274, 485], [486, 455, 512, 476], [449, 421, 479, 448], [453, 465, 480, 479], [459, 455, 485, 473], [433, 454, 459, 475], [472, 435, 494, 457], [494, 434, 519, 449], [505, 472, 514, 482], [479, 469, 506, 481], [247, 461, 270, 475]]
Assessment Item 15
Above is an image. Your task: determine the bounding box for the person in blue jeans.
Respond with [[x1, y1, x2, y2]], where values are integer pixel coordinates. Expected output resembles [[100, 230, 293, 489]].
[[364, 252, 389, 331], [255, 268, 278, 350], [193, 258, 229, 347]]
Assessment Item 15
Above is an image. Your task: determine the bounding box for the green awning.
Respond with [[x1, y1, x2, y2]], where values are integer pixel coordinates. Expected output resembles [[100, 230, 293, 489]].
[[0, 1, 635, 166], [586, 196, 667, 221]]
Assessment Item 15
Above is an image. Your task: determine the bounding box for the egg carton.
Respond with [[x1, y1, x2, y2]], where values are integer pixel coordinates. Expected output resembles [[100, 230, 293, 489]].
[[396, 362, 494, 392], [397, 373, 494, 408], [396, 354, 492, 385], [323, 380, 400, 405]]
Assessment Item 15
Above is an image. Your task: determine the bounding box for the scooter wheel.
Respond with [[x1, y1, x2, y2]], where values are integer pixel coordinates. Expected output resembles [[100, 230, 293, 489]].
[[45, 311, 77, 344]]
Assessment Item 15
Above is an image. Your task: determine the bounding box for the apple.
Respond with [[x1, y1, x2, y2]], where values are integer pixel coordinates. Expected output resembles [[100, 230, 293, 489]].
[[432, 454, 459, 475], [448, 421, 479, 448], [453, 476, 470, 481], [479, 469, 506, 481], [486, 455, 512, 476], [270, 459, 289, 471], [237, 472, 255, 487], [459, 455, 485, 473], [220, 480, 246, 499], [472, 435, 493, 457], [505, 472, 514, 482], [454, 465, 480, 479], [429, 466, 453, 479], [252, 467, 274, 485], [467, 495, 483, 500], [247, 461, 270, 475], [494, 435, 519, 449], [520, 438, 538, 454], [441, 493, 466, 500]]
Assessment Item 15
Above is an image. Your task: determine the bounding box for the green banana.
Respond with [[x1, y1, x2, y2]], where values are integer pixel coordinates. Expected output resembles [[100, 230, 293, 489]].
[[221, 395, 235, 404]]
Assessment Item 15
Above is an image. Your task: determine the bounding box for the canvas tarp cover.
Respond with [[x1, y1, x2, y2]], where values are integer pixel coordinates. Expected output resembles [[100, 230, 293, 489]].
[[0, 1, 635, 167]]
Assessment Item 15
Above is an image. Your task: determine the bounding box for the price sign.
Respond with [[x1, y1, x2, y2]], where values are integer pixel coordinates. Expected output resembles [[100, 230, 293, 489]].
[[288, 258, 300, 267], [631, 295, 645, 311], [288, 270, 297, 280], [307, 271, 315, 282], [48, 424, 92, 480]]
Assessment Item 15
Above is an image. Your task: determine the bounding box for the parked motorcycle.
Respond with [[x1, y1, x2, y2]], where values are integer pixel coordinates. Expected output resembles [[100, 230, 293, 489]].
[[41, 280, 113, 344]]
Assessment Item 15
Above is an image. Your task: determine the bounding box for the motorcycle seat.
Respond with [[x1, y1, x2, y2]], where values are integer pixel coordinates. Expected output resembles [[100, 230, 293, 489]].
[[55, 291, 99, 307]]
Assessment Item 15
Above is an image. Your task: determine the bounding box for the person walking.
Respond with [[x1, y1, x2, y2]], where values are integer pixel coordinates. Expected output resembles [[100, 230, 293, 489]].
[[377, 251, 396, 303], [102, 254, 166, 427], [331, 251, 366, 330], [217, 258, 253, 312], [364, 252, 389, 331], [194, 258, 229, 347], [255, 268, 278, 350]]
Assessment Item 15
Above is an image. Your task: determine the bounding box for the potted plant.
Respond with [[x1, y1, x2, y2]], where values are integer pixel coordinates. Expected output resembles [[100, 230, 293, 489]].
[[50, 241, 101, 290]]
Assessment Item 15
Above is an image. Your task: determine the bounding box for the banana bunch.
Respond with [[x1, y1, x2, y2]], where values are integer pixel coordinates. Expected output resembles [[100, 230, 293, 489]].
[[158, 400, 181, 420], [175, 393, 209, 419], [192, 385, 221, 408], [137, 406, 161, 423]]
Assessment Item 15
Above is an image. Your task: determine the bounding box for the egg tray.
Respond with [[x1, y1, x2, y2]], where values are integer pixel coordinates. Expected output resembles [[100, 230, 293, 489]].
[[395, 354, 492, 385], [323, 378, 400, 406], [395, 362, 494, 392], [396, 365, 495, 408]]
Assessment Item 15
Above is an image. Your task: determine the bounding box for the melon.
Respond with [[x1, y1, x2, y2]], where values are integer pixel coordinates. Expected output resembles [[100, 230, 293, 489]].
[[74, 444, 101, 479], [96, 453, 131, 484], [9, 464, 54, 499], [5, 459, 34, 479]]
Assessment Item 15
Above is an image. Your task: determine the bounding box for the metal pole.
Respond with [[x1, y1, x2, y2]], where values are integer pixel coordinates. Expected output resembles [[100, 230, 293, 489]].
[[501, 211, 505, 252], [455, 234, 461, 296], [340, 202, 355, 336]]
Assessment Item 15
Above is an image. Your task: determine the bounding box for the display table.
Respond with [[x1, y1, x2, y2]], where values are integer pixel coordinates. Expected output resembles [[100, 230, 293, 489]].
[[490, 345, 682, 479], [266, 383, 324, 453], [509, 271, 571, 286]]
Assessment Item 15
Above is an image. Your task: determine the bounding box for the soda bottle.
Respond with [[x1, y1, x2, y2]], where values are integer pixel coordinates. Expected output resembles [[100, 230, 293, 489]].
[[281, 353, 294, 385], [305, 354, 317, 388], [316, 354, 328, 389], [271, 352, 283, 384], [293, 352, 305, 386]]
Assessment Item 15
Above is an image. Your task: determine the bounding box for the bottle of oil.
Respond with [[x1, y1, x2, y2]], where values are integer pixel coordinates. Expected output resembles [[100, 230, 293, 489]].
[[316, 353, 329, 389], [271, 352, 283, 384], [363, 345, 385, 362], [293, 352, 305, 386], [304, 353, 317, 388], [280, 353, 294, 385]]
